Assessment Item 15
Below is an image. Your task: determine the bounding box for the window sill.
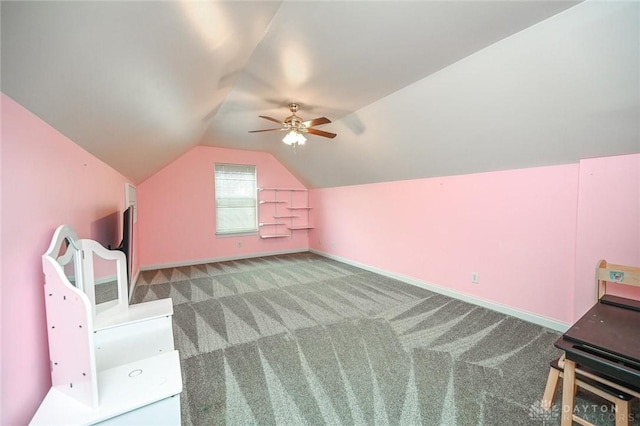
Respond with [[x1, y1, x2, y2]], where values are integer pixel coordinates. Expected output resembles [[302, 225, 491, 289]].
[[215, 231, 258, 238]]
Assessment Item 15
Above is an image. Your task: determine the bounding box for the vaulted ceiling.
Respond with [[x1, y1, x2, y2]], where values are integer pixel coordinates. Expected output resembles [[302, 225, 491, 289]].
[[2, 1, 638, 188]]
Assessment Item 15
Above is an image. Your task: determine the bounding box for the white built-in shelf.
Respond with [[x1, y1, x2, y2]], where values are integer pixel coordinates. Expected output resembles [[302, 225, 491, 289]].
[[258, 187, 311, 239]]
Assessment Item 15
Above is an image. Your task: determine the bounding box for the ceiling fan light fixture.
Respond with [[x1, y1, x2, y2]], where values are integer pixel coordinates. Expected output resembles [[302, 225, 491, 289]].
[[250, 102, 335, 146], [283, 130, 306, 146]]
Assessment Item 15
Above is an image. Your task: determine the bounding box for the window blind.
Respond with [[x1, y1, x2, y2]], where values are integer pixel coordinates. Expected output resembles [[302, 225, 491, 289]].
[[214, 164, 257, 235]]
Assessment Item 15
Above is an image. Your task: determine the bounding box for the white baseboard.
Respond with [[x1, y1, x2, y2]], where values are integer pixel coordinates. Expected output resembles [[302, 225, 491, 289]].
[[128, 269, 141, 304], [94, 275, 117, 285], [310, 249, 570, 333], [139, 248, 309, 271]]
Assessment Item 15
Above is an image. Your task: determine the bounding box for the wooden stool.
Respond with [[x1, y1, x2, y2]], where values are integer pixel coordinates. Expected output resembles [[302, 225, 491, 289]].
[[541, 355, 637, 426]]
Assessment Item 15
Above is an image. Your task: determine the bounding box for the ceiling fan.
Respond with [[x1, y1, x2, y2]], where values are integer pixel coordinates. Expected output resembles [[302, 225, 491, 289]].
[[249, 103, 336, 146]]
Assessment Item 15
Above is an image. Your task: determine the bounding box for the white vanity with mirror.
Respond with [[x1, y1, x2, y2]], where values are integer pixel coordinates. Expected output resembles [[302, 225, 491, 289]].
[[31, 225, 182, 425]]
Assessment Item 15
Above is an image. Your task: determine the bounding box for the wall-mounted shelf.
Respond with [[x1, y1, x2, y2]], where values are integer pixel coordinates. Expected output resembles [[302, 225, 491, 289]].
[[258, 188, 312, 238]]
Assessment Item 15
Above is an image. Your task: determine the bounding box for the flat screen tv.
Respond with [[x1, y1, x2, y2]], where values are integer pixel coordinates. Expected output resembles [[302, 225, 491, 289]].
[[117, 206, 133, 293]]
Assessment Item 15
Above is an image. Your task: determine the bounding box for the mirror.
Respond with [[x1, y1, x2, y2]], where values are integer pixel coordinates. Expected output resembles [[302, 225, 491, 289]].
[[92, 253, 119, 305], [55, 237, 81, 289]]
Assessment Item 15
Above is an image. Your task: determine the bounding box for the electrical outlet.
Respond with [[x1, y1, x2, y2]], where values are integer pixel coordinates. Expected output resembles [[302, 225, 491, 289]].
[[471, 272, 479, 284]]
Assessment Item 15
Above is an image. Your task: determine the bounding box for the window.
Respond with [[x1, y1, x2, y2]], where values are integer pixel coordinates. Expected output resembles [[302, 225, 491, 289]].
[[214, 163, 257, 235]]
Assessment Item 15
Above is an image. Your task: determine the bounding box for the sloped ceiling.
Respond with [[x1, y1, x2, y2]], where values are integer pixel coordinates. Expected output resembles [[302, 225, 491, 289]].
[[2, 1, 638, 188]]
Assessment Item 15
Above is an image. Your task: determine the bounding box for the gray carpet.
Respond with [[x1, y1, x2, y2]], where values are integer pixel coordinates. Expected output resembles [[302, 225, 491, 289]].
[[132, 253, 639, 425], [95, 280, 118, 304]]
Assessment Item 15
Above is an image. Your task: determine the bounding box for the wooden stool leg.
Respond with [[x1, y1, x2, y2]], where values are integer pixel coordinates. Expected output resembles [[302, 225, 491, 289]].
[[541, 367, 560, 410], [615, 400, 629, 426], [561, 359, 577, 426]]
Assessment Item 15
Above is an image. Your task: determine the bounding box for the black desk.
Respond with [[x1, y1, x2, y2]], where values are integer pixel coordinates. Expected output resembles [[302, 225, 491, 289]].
[[554, 295, 640, 425]]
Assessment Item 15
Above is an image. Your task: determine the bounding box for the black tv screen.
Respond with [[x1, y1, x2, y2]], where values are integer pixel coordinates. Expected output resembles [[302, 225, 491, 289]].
[[117, 206, 134, 293]]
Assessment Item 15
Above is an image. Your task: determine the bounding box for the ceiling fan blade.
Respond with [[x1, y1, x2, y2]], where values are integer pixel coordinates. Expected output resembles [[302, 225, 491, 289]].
[[302, 117, 331, 127], [306, 128, 337, 139], [248, 128, 283, 133], [259, 115, 283, 124]]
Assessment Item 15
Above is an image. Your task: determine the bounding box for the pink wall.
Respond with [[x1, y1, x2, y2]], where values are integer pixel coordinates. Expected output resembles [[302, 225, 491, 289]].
[[1, 94, 134, 425], [310, 155, 640, 325], [137, 145, 308, 267], [574, 154, 640, 319], [310, 164, 581, 324]]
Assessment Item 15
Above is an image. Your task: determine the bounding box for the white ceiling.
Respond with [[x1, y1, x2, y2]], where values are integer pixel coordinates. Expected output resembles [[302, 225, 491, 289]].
[[2, 1, 638, 188]]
